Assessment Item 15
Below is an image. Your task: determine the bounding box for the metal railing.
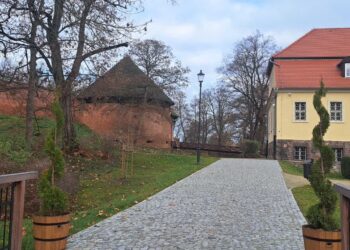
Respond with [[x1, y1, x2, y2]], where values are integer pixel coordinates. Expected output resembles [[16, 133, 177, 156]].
[[0, 172, 37, 250], [0, 183, 14, 250]]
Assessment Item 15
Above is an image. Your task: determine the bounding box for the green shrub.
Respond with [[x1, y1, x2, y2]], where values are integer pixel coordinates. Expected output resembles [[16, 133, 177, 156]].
[[241, 140, 260, 158], [306, 81, 338, 231], [341, 157, 350, 179], [0, 137, 31, 164], [8, 149, 31, 164], [38, 95, 68, 216]]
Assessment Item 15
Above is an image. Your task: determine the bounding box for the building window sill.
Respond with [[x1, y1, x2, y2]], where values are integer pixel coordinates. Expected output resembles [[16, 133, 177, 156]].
[[292, 120, 308, 123]]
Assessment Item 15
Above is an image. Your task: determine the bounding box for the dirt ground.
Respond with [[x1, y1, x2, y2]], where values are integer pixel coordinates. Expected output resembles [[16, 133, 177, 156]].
[[1, 158, 82, 215]]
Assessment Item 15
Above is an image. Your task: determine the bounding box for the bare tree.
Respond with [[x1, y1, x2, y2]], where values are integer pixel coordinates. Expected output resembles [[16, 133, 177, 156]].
[[185, 93, 212, 144], [174, 85, 236, 146], [220, 31, 278, 145], [207, 85, 235, 145], [173, 90, 190, 140], [129, 39, 190, 98], [0, 0, 148, 151]]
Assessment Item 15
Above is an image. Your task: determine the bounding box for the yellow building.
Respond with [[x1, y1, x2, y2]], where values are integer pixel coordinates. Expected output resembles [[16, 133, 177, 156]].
[[267, 28, 350, 162]]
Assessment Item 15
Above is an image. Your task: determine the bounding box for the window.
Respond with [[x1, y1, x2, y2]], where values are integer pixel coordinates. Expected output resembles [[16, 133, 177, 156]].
[[294, 146, 307, 160], [333, 148, 343, 162], [345, 63, 350, 78], [295, 102, 306, 121], [330, 102, 343, 121]]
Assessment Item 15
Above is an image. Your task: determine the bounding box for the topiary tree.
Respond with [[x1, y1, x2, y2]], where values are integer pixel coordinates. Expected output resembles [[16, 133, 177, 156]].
[[38, 92, 68, 216], [306, 81, 337, 231]]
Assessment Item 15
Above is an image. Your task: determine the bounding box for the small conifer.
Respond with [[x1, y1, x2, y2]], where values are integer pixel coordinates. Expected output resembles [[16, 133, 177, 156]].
[[38, 92, 68, 215]]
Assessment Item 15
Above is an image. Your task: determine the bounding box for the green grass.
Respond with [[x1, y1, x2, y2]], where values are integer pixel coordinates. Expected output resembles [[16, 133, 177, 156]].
[[292, 185, 340, 228], [0, 115, 32, 164], [279, 160, 304, 176], [279, 160, 344, 179]]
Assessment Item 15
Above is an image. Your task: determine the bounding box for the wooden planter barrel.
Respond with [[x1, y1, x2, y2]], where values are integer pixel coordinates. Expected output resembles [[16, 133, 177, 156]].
[[33, 214, 71, 250], [303, 225, 341, 250]]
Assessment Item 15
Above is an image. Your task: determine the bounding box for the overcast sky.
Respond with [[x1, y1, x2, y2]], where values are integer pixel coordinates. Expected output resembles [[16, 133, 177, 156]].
[[134, 0, 350, 99]]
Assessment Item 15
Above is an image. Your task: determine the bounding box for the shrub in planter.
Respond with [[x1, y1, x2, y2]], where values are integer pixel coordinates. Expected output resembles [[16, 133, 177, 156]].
[[341, 157, 350, 179], [303, 82, 340, 250], [241, 140, 260, 158], [33, 95, 70, 250]]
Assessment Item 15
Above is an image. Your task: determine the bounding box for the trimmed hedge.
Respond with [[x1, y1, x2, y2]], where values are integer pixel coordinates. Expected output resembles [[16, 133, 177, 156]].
[[241, 140, 260, 158], [341, 157, 350, 179]]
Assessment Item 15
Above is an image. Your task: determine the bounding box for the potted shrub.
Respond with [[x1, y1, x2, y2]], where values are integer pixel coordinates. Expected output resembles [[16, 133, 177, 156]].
[[302, 82, 341, 249], [32, 96, 70, 250]]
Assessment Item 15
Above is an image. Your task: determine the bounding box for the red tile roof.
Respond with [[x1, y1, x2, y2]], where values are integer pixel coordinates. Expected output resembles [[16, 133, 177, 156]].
[[274, 59, 350, 89], [274, 28, 350, 58]]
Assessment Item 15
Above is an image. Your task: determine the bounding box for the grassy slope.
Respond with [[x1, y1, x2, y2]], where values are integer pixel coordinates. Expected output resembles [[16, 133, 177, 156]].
[[0, 115, 218, 249], [0, 115, 95, 166]]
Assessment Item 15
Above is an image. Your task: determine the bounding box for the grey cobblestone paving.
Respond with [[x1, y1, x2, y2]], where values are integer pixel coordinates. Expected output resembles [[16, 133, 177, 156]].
[[67, 159, 306, 250]]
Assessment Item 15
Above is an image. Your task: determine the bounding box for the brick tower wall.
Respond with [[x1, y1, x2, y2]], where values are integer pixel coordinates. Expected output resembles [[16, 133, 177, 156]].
[[75, 103, 173, 149]]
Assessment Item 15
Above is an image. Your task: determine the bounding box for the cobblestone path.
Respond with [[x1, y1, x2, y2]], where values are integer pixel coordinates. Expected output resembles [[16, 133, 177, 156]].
[[67, 159, 306, 250]]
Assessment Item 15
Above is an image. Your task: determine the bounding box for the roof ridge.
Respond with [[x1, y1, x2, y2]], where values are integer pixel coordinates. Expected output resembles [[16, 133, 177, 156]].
[[273, 29, 316, 58], [312, 27, 350, 30], [273, 28, 350, 58], [78, 56, 174, 106]]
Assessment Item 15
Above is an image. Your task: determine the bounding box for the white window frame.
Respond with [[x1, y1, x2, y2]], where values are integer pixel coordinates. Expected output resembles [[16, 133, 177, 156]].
[[345, 63, 350, 78], [329, 101, 343, 122], [294, 146, 307, 161], [294, 102, 307, 121], [333, 148, 343, 162]]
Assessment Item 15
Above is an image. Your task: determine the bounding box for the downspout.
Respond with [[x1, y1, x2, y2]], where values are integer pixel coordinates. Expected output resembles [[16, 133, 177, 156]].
[[273, 88, 278, 159]]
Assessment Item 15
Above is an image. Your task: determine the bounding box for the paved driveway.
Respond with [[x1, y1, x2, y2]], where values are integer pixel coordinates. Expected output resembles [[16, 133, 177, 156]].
[[68, 159, 306, 250]]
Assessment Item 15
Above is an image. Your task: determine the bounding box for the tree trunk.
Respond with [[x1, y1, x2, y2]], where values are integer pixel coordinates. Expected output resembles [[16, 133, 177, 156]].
[[25, 59, 36, 148], [25, 12, 38, 148], [218, 134, 222, 146], [61, 81, 77, 152]]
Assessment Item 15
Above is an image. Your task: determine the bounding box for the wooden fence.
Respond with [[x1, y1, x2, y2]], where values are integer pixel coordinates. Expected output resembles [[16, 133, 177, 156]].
[[172, 142, 242, 157], [335, 184, 350, 250], [0, 171, 38, 250]]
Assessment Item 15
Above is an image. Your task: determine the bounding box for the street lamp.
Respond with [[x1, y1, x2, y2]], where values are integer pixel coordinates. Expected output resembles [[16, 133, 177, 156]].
[[197, 70, 205, 164]]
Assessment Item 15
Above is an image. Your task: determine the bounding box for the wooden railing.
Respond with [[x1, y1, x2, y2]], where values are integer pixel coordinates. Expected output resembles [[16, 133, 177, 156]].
[[0, 171, 38, 250], [335, 184, 350, 250], [172, 141, 242, 154]]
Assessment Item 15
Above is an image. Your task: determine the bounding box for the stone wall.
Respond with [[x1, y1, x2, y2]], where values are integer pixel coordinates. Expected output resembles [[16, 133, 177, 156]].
[[268, 139, 350, 162]]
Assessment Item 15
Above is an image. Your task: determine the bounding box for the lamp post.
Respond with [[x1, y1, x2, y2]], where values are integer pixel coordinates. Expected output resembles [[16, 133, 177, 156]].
[[197, 70, 205, 164]]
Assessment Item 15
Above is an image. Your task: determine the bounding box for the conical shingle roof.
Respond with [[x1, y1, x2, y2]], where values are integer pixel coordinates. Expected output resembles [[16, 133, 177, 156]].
[[78, 56, 174, 106]]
